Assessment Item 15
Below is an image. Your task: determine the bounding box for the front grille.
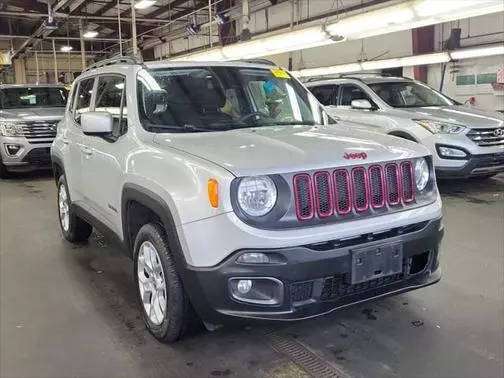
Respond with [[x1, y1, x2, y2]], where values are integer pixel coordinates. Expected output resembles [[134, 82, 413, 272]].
[[320, 273, 404, 301], [293, 161, 417, 221], [22, 147, 51, 165], [20, 122, 57, 142], [467, 128, 504, 147]]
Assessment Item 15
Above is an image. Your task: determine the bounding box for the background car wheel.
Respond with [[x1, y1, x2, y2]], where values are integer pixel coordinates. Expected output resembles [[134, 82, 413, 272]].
[[134, 222, 195, 343], [57, 175, 93, 243], [0, 160, 10, 179]]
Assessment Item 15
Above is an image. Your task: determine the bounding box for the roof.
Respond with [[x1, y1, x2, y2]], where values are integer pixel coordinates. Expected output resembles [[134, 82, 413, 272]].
[[306, 75, 412, 86]]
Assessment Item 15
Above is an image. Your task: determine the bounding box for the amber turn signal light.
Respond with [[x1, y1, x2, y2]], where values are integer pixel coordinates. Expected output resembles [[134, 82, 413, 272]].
[[208, 179, 219, 208]]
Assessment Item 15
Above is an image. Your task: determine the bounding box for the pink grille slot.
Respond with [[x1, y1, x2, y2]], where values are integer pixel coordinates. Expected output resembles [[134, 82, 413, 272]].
[[368, 165, 386, 208], [351, 167, 370, 212], [400, 161, 415, 203], [313, 171, 333, 218], [293, 173, 314, 220], [385, 163, 401, 205], [333, 169, 352, 215]]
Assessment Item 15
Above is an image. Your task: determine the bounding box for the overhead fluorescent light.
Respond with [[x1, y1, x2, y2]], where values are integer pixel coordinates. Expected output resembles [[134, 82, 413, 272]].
[[60, 45, 73, 52], [450, 45, 504, 60], [135, 0, 156, 9], [83, 30, 98, 39], [293, 45, 503, 78], [170, 0, 503, 62]]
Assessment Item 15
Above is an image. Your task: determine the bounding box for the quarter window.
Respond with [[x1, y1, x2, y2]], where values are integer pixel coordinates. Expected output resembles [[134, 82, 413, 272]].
[[74, 78, 95, 123]]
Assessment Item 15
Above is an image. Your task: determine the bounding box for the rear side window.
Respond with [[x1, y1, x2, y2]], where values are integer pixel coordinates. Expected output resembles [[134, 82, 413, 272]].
[[74, 78, 95, 123], [310, 85, 338, 106], [95, 75, 127, 135]]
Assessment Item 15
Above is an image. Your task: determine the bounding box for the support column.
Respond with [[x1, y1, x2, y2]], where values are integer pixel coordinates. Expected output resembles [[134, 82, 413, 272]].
[[79, 19, 86, 71], [241, 0, 250, 41], [52, 39, 58, 83], [35, 51, 39, 83], [130, 0, 138, 57], [412, 26, 435, 83]]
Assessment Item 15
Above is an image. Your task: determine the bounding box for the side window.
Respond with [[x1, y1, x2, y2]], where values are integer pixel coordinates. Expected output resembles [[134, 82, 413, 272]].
[[311, 85, 338, 106], [95, 75, 127, 135], [74, 78, 95, 124], [340, 85, 370, 106]]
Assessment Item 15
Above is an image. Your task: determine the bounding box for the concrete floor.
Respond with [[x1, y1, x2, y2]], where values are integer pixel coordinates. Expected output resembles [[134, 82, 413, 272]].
[[0, 172, 503, 378]]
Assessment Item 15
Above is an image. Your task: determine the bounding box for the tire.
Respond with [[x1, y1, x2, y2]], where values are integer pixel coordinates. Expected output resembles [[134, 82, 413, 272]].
[[134, 222, 194, 342], [57, 175, 93, 243]]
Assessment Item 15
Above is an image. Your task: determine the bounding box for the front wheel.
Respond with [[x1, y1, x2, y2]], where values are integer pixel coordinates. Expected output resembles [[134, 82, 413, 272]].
[[134, 222, 194, 342], [57, 175, 93, 243]]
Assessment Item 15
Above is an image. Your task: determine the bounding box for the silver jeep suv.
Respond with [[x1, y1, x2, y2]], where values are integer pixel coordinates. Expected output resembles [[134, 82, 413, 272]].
[[0, 84, 68, 178], [51, 57, 443, 342]]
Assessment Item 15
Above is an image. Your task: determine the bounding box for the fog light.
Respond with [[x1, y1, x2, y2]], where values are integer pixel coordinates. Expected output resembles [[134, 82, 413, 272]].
[[237, 279, 252, 294], [438, 146, 467, 158], [229, 277, 284, 305], [5, 144, 21, 156]]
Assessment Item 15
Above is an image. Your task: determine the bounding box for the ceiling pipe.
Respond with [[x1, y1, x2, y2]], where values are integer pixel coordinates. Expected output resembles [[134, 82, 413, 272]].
[[0, 35, 121, 42], [0, 11, 179, 24]]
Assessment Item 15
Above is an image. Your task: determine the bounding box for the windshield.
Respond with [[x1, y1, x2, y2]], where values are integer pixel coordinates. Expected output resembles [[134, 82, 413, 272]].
[[368, 81, 454, 108], [137, 66, 328, 132], [0, 87, 68, 109]]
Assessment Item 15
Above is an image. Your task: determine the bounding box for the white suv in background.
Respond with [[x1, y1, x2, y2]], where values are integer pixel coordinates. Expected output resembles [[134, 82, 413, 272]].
[[306, 76, 504, 179], [51, 58, 443, 342]]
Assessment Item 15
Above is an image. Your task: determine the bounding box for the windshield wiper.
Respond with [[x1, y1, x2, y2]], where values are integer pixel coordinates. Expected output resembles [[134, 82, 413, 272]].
[[146, 124, 217, 133]]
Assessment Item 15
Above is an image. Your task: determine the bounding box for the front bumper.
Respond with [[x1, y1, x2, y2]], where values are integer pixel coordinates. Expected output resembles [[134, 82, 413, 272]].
[[435, 149, 504, 178], [0, 137, 52, 172], [183, 218, 443, 324]]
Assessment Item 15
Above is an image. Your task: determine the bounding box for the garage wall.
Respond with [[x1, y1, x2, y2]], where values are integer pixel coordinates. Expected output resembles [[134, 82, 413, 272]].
[[426, 13, 504, 111]]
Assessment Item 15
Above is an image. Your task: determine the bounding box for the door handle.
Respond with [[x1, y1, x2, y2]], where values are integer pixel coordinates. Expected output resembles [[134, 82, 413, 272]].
[[81, 146, 93, 156], [62, 137, 69, 145]]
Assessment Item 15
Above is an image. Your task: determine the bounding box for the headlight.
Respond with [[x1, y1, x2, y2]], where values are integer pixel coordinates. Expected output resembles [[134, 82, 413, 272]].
[[414, 119, 466, 134], [237, 176, 277, 217], [0, 122, 24, 137], [414, 158, 429, 191]]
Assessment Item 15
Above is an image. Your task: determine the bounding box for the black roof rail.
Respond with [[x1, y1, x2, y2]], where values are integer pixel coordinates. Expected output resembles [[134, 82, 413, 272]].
[[234, 58, 277, 66], [305, 76, 343, 83], [83, 56, 144, 73]]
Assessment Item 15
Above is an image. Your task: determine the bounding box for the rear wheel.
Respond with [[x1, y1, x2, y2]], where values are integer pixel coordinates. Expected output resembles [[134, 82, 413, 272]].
[[134, 222, 194, 342], [57, 175, 93, 243]]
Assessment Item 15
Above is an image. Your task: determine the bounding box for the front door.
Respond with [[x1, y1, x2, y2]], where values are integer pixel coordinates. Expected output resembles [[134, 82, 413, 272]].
[[79, 74, 128, 235]]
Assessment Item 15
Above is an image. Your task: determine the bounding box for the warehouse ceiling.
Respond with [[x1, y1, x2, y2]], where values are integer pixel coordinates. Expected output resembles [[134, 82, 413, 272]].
[[0, 0, 240, 59]]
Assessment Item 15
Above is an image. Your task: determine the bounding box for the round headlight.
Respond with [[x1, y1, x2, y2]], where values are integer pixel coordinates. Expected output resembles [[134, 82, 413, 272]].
[[414, 158, 429, 191], [237, 176, 277, 217]]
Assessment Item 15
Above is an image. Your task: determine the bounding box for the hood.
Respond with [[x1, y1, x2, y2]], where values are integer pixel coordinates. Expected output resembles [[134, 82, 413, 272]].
[[0, 107, 65, 122], [153, 124, 430, 177], [398, 105, 504, 129]]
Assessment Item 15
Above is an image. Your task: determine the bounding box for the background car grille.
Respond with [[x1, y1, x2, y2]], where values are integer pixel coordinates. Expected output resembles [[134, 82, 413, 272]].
[[293, 161, 416, 221], [467, 127, 504, 146], [21, 121, 57, 143]]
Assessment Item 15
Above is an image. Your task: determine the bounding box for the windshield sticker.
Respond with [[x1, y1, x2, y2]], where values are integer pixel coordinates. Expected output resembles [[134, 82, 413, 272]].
[[271, 68, 290, 79]]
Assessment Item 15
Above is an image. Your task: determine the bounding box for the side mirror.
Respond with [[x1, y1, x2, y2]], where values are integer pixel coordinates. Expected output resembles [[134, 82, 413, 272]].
[[81, 112, 113, 136], [351, 99, 374, 110]]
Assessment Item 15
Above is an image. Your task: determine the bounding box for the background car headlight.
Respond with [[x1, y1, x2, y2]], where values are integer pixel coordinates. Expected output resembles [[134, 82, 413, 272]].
[[414, 119, 466, 134], [0, 122, 24, 137], [414, 158, 429, 191], [237, 175, 277, 217]]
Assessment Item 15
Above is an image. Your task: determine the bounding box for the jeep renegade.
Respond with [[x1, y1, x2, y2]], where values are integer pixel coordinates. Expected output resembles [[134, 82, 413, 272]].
[[51, 57, 443, 342]]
